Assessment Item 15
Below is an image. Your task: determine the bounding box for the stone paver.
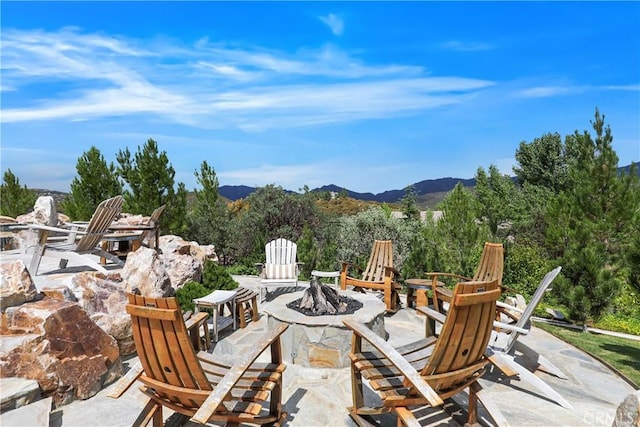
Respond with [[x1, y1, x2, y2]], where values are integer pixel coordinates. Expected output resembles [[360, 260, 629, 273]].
[[0, 250, 637, 426]]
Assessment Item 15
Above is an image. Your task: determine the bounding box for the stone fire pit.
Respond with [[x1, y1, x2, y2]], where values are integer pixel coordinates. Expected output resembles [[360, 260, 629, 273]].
[[262, 290, 386, 368]]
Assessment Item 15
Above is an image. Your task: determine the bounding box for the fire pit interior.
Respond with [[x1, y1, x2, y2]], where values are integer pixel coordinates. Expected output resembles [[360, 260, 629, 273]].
[[262, 283, 387, 369], [287, 279, 363, 316]]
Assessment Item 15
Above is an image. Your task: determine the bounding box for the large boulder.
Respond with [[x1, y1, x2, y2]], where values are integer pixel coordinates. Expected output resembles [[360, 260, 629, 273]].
[[158, 235, 205, 287], [33, 196, 57, 226], [69, 272, 135, 355], [613, 390, 640, 427], [0, 261, 39, 311], [121, 247, 174, 297], [0, 298, 122, 407]]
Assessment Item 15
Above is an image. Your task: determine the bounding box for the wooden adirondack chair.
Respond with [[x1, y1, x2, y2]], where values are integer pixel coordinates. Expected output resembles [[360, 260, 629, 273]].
[[28, 195, 124, 275], [256, 238, 303, 302], [107, 294, 288, 426], [426, 242, 504, 312], [100, 204, 165, 262], [344, 279, 503, 426], [488, 266, 573, 409], [138, 204, 165, 248], [340, 240, 401, 312]]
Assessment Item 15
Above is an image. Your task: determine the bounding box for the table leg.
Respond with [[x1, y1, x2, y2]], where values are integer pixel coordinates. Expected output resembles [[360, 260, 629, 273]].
[[406, 287, 415, 308], [213, 306, 219, 343]]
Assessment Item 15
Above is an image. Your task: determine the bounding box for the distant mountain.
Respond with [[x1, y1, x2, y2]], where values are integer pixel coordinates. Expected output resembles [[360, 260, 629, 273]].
[[217, 185, 256, 201], [219, 177, 478, 204], [219, 163, 638, 204]]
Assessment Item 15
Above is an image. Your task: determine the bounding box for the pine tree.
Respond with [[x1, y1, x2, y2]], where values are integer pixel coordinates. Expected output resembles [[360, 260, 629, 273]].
[[546, 109, 635, 321], [186, 161, 232, 263], [62, 146, 122, 220], [0, 169, 37, 217], [116, 139, 187, 235]]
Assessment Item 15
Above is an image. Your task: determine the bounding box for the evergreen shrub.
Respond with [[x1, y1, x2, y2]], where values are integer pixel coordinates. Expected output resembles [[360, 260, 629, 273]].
[[176, 281, 209, 312], [202, 259, 239, 291]]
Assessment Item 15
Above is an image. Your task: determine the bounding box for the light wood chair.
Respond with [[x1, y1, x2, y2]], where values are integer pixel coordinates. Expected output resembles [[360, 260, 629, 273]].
[[343, 279, 504, 426], [340, 240, 401, 312], [28, 195, 124, 275], [107, 294, 288, 426], [256, 238, 303, 302], [425, 242, 504, 312]]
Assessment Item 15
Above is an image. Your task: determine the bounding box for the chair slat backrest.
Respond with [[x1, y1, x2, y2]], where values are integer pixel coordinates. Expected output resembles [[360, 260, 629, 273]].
[[421, 279, 500, 391], [361, 240, 393, 282], [472, 242, 504, 286], [126, 294, 212, 409], [504, 266, 562, 351], [75, 195, 123, 252], [265, 238, 297, 265], [140, 204, 166, 242]]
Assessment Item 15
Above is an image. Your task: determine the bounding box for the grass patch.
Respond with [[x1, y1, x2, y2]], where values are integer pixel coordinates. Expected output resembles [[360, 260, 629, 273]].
[[536, 322, 640, 388]]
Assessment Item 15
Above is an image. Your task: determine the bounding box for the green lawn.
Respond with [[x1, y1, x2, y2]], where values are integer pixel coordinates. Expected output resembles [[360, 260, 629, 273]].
[[535, 322, 640, 388]]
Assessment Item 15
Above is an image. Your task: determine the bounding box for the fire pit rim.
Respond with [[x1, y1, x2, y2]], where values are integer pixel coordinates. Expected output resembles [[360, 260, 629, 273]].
[[262, 289, 386, 327]]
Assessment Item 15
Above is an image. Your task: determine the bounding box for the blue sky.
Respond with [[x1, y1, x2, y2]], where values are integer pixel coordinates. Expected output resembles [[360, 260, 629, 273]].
[[2, 1, 639, 194]]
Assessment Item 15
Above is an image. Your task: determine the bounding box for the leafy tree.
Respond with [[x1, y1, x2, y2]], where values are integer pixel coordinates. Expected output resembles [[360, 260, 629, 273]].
[[62, 146, 122, 220], [546, 109, 636, 321], [116, 139, 188, 235], [433, 183, 490, 277], [0, 169, 36, 217], [474, 165, 521, 238], [403, 183, 493, 283], [514, 132, 567, 192], [229, 185, 322, 264], [334, 206, 419, 272], [185, 161, 233, 264], [400, 185, 420, 221]]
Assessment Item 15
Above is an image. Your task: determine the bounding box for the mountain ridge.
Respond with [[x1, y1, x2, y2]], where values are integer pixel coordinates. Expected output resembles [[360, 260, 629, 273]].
[[219, 176, 478, 204], [219, 163, 639, 204]]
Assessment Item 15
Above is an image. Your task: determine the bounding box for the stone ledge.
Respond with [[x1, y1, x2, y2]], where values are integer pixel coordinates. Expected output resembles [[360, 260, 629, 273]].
[[0, 377, 41, 412]]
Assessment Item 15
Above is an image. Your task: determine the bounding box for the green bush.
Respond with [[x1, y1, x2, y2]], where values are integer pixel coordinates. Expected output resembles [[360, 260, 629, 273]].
[[176, 281, 210, 312], [594, 314, 640, 336], [503, 244, 555, 300], [334, 206, 419, 272], [202, 259, 239, 291], [225, 263, 257, 276]]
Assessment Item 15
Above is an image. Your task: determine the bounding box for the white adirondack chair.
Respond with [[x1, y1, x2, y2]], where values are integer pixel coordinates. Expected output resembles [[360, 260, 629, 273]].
[[256, 238, 303, 303], [488, 266, 574, 409]]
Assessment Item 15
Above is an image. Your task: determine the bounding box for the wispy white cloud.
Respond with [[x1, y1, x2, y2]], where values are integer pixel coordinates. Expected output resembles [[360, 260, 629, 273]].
[[1, 27, 493, 129], [603, 84, 640, 91], [516, 86, 575, 98], [319, 14, 344, 36], [440, 40, 492, 52]]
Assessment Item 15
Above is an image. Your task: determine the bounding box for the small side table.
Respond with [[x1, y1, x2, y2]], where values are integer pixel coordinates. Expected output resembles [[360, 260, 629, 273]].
[[405, 279, 435, 311], [311, 270, 341, 288], [193, 290, 237, 343]]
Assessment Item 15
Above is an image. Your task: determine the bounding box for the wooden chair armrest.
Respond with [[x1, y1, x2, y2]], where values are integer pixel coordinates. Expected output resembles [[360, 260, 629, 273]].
[[416, 306, 446, 325], [383, 265, 401, 277], [191, 323, 289, 424], [106, 361, 143, 399], [484, 348, 519, 377], [423, 272, 472, 282], [340, 261, 363, 274], [342, 319, 444, 407], [185, 312, 209, 331]]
